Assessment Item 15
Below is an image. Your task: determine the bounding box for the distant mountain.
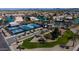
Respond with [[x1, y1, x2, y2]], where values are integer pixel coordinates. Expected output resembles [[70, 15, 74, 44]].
[[0, 8, 79, 11], [0, 8, 68, 11]]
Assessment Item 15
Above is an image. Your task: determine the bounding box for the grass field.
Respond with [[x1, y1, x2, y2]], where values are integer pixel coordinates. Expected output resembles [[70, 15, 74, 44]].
[[21, 29, 74, 49]]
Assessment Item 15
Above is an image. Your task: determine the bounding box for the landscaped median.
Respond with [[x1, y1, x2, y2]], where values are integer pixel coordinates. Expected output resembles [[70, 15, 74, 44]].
[[20, 29, 75, 49]]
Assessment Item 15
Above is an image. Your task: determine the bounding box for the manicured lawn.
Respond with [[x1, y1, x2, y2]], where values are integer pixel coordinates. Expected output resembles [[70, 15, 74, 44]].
[[21, 29, 74, 49]]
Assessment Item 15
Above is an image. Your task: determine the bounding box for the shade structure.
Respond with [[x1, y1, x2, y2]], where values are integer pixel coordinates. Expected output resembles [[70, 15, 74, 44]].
[[15, 16, 24, 23], [9, 22, 19, 26], [37, 16, 48, 21], [0, 18, 3, 22], [30, 17, 39, 21], [6, 16, 14, 23], [74, 18, 79, 24], [0, 18, 3, 25]]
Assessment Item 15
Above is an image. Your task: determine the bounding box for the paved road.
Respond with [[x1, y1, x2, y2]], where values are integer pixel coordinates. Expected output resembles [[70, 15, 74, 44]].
[[0, 32, 10, 51]]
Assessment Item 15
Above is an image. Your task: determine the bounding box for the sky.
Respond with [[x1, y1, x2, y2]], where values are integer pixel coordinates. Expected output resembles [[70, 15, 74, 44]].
[[0, 0, 79, 8]]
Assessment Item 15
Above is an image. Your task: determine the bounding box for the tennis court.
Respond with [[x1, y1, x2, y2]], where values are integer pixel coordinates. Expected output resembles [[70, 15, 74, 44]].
[[7, 24, 41, 35]]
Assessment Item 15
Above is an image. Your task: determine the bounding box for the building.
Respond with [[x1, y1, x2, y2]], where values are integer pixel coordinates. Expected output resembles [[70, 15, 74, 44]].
[[15, 16, 24, 24]]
